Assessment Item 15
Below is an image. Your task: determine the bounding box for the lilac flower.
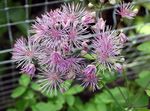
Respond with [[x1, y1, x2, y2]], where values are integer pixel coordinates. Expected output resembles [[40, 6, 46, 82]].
[[21, 63, 36, 76], [67, 23, 88, 48], [40, 51, 82, 74], [47, 9, 62, 25], [93, 28, 122, 70], [39, 51, 64, 71], [46, 56, 83, 80], [37, 68, 69, 95], [62, 3, 86, 23], [65, 57, 83, 79], [116, 2, 138, 19], [83, 65, 97, 75], [31, 3, 89, 51], [48, 52, 73, 72], [114, 63, 123, 73], [31, 10, 66, 50], [38, 24, 66, 50], [12, 37, 40, 68], [31, 14, 51, 42], [81, 65, 99, 91], [60, 41, 71, 53]]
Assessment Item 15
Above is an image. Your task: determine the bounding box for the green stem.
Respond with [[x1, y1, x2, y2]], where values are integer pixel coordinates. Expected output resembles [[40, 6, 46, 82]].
[[101, 81, 124, 110], [122, 70, 130, 105], [107, 71, 129, 106]]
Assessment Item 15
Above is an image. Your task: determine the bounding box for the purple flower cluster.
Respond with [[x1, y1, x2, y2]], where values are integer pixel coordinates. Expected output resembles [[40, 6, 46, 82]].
[[12, 2, 136, 94]]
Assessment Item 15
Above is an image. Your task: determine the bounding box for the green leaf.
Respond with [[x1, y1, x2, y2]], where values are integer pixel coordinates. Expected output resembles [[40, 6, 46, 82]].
[[19, 74, 30, 87], [94, 99, 107, 111], [54, 95, 65, 110], [35, 102, 57, 111], [64, 85, 84, 95], [31, 82, 40, 91], [145, 90, 150, 96], [67, 107, 77, 111], [137, 25, 150, 34], [55, 94, 65, 105], [135, 71, 150, 89], [16, 99, 29, 111], [74, 97, 84, 111], [31, 106, 39, 111], [65, 95, 75, 106], [84, 103, 97, 111], [11, 86, 26, 98], [23, 90, 34, 100], [95, 87, 129, 104], [137, 41, 150, 53], [132, 93, 148, 107]]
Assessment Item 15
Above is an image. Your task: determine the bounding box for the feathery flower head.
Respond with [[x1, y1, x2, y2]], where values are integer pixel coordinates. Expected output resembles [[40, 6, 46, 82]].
[[81, 65, 99, 91], [50, 51, 63, 64], [21, 63, 36, 76], [32, 10, 66, 50], [62, 3, 86, 22], [60, 41, 71, 53], [116, 2, 138, 19], [12, 37, 40, 68], [66, 22, 88, 48], [31, 14, 51, 42], [93, 27, 122, 70], [65, 57, 82, 72], [37, 68, 68, 95], [39, 51, 65, 72]]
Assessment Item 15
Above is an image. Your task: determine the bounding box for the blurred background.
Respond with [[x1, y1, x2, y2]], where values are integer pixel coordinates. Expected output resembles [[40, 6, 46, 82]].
[[0, 0, 150, 111]]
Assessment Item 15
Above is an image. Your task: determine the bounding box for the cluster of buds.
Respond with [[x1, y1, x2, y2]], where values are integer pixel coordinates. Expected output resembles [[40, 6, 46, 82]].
[[12, 2, 137, 94]]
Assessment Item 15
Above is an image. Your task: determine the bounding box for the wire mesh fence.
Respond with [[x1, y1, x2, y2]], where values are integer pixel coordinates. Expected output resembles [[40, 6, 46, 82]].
[[0, 0, 150, 110]]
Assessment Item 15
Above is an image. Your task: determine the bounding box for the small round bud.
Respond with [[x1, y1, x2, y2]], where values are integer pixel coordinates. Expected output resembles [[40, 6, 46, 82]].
[[88, 3, 94, 8]]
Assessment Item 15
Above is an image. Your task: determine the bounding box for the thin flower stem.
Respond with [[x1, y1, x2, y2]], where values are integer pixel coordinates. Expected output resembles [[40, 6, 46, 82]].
[[100, 70, 125, 110], [102, 69, 130, 110], [108, 72, 130, 107], [122, 70, 131, 105], [101, 81, 124, 110]]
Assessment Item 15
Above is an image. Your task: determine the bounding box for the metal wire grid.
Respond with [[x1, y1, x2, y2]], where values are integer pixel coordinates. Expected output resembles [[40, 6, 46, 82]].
[[0, 0, 150, 110]]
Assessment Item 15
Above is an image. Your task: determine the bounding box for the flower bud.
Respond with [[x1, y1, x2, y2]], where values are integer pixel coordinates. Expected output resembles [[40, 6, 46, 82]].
[[119, 32, 128, 43], [21, 63, 36, 76], [114, 63, 123, 73]]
